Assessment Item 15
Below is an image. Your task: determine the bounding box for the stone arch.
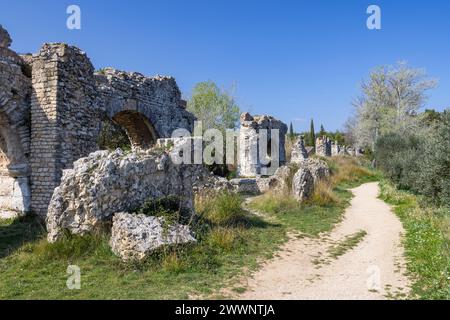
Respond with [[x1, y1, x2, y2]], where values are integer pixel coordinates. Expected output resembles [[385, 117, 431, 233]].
[[111, 110, 159, 149]]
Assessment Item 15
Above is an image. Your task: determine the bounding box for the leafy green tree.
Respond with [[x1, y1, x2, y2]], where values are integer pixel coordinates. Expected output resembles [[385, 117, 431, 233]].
[[187, 81, 240, 131]]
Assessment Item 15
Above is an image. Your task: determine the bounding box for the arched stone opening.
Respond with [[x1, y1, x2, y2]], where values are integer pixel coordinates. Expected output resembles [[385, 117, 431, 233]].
[[111, 111, 159, 150]]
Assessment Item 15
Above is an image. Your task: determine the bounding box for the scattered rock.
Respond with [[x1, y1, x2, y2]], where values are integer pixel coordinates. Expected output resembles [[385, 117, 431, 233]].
[[302, 158, 330, 182], [0, 25, 12, 48], [110, 212, 196, 262], [230, 178, 261, 194]]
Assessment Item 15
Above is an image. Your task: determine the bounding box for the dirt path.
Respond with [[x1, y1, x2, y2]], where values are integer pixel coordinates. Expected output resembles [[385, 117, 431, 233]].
[[237, 182, 410, 300]]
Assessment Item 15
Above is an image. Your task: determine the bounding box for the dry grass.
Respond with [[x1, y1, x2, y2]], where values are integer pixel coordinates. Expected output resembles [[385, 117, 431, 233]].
[[308, 180, 340, 206], [328, 156, 375, 186], [207, 227, 241, 252], [285, 136, 294, 163]]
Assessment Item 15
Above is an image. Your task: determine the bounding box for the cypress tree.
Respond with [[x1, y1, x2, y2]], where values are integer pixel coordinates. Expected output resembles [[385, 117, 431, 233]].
[[309, 119, 315, 148], [319, 124, 326, 137], [289, 122, 294, 139]]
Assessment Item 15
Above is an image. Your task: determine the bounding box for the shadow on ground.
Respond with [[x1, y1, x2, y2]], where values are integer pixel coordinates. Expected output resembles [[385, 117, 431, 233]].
[[0, 215, 45, 258]]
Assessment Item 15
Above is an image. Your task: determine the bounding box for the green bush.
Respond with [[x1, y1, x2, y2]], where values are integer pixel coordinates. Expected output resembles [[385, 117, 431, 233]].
[[375, 109, 450, 207], [375, 132, 422, 190], [415, 111, 450, 207], [134, 195, 189, 225]]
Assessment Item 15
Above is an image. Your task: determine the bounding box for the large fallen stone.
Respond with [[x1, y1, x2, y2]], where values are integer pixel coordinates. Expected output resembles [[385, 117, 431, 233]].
[[256, 165, 293, 193], [302, 158, 330, 181], [110, 212, 196, 262], [230, 178, 261, 194], [292, 168, 315, 201], [46, 148, 197, 242]]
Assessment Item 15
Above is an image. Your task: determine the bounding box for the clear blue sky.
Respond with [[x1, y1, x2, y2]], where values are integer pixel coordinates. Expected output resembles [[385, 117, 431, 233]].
[[2, 0, 449, 131]]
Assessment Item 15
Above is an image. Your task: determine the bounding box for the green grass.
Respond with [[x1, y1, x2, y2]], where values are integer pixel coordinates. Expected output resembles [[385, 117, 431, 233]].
[[379, 180, 450, 300], [0, 194, 286, 299], [328, 230, 367, 259], [249, 185, 354, 236]]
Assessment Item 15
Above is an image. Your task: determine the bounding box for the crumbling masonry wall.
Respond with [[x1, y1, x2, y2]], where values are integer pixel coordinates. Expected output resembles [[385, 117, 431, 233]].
[[0, 25, 195, 218], [0, 26, 32, 217], [238, 112, 287, 177], [30, 44, 102, 216]]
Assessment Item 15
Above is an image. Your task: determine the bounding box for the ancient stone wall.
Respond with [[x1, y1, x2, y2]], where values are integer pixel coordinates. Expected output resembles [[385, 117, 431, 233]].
[[0, 25, 196, 218], [315, 136, 332, 157], [238, 112, 287, 177], [30, 44, 101, 217], [96, 68, 195, 147]]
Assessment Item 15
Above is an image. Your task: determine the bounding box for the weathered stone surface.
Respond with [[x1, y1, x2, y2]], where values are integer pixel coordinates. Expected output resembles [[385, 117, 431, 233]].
[[230, 178, 261, 194], [331, 142, 340, 156], [46, 149, 197, 242], [192, 166, 233, 196], [110, 212, 196, 262], [302, 158, 330, 182], [96, 68, 195, 145], [290, 136, 308, 163], [315, 136, 331, 157], [292, 168, 315, 201], [0, 26, 32, 215], [0, 173, 30, 214], [238, 112, 287, 177], [256, 165, 294, 193], [0, 25, 12, 48]]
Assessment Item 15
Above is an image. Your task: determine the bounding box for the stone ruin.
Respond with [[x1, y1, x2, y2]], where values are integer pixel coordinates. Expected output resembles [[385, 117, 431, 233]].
[[0, 25, 195, 219], [0, 25, 364, 261], [290, 135, 308, 163], [238, 112, 287, 177], [315, 136, 332, 157]]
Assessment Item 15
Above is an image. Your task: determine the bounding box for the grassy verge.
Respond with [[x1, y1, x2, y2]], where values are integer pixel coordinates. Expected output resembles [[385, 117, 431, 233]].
[[0, 193, 286, 299], [379, 180, 449, 300]]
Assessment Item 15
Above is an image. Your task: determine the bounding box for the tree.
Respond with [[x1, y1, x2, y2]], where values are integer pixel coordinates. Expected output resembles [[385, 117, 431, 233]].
[[319, 124, 326, 137], [348, 62, 437, 150], [187, 81, 240, 132], [309, 119, 316, 148], [289, 122, 294, 139]]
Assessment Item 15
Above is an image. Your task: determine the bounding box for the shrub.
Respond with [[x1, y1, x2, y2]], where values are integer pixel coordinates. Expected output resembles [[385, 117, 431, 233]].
[[97, 119, 131, 151], [375, 132, 422, 189], [134, 195, 190, 225], [414, 111, 450, 207], [375, 110, 450, 207]]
